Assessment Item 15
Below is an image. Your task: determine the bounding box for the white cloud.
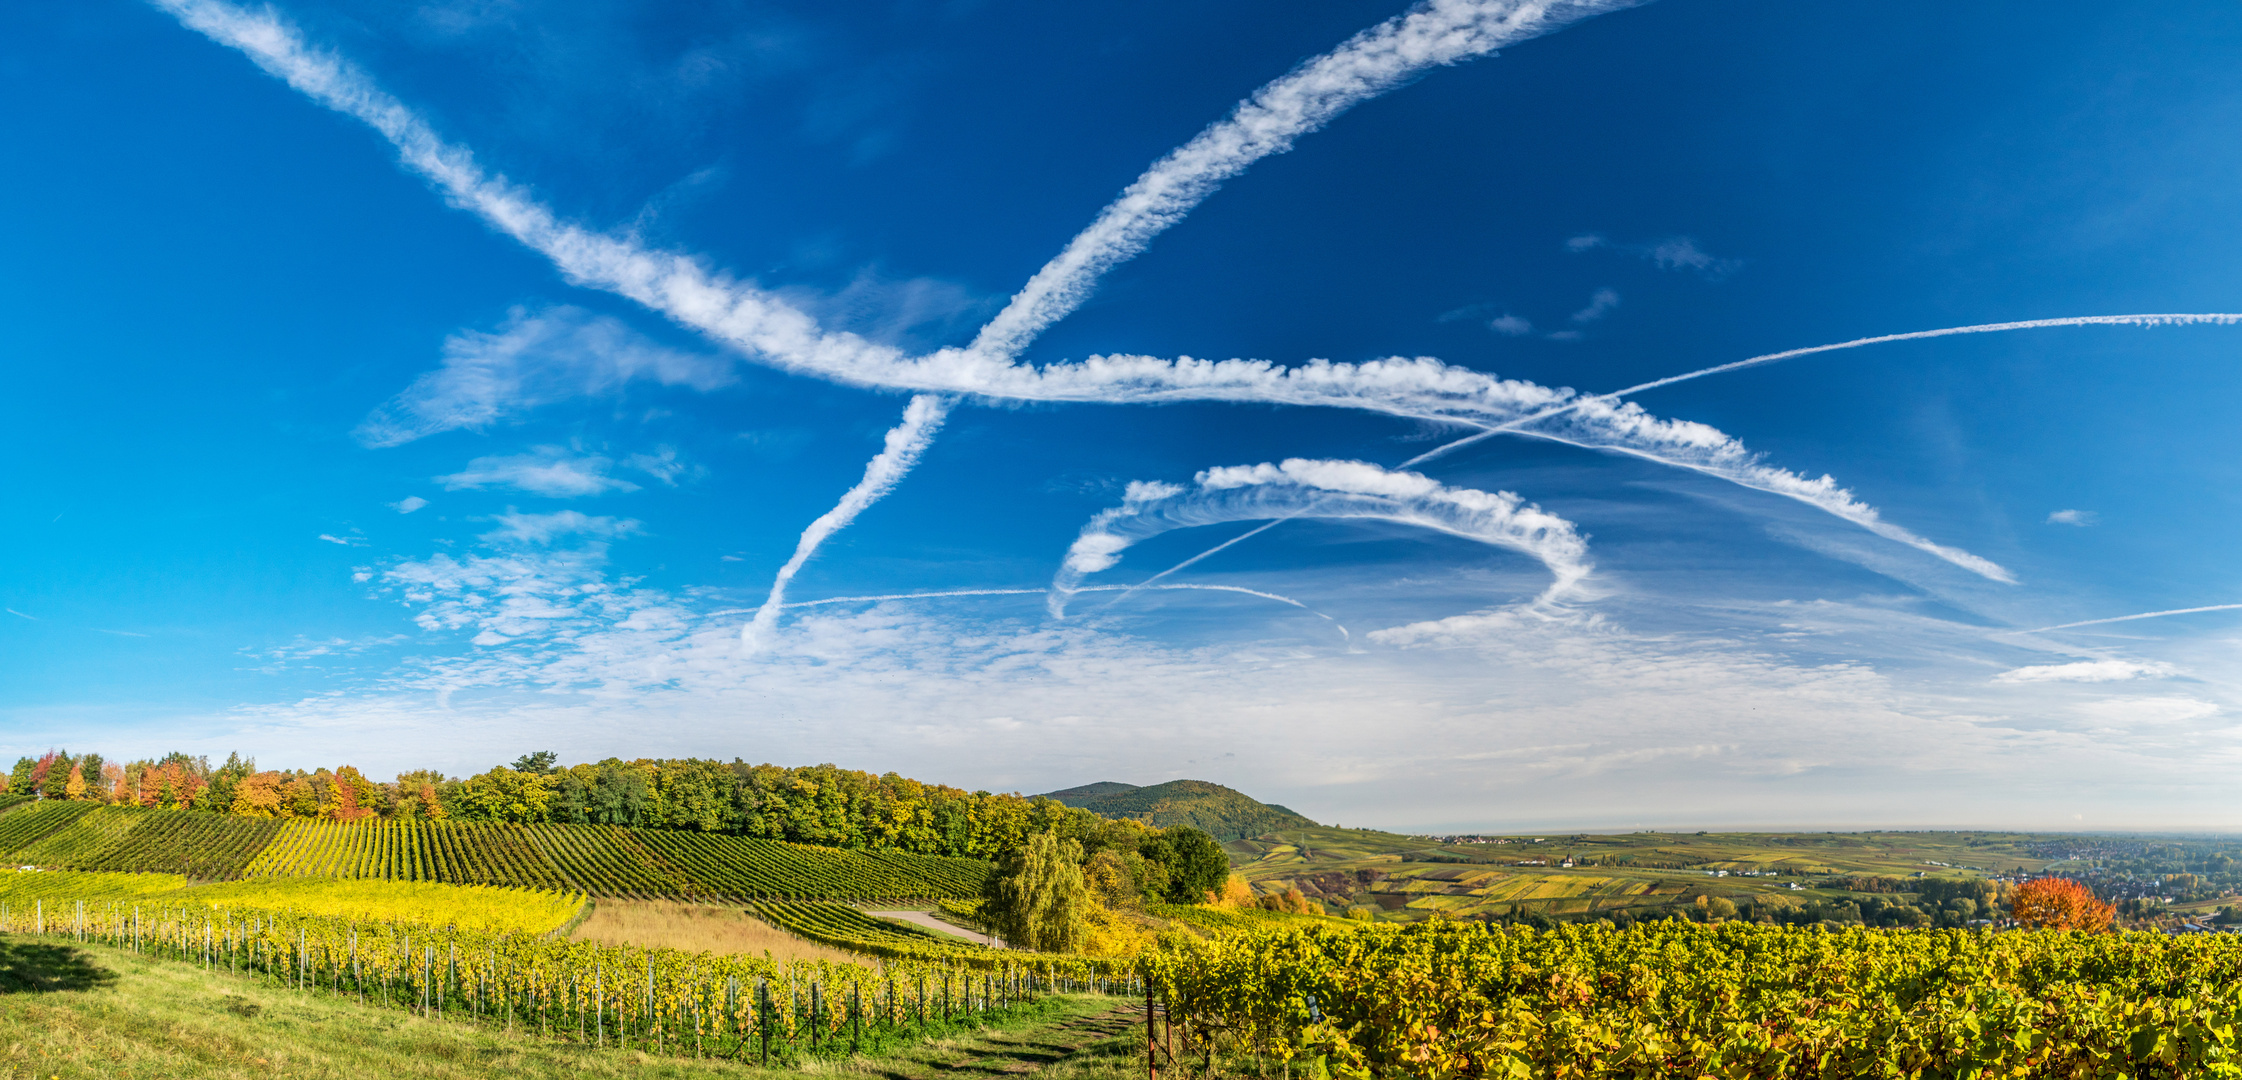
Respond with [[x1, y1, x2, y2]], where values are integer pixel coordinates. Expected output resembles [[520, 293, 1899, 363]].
[[479, 510, 645, 546], [176, 564, 2242, 828], [1489, 314, 1534, 336], [623, 446, 694, 486], [1570, 287, 1620, 323], [1647, 236, 1738, 276], [1566, 233, 1742, 278], [2046, 509, 2099, 526], [358, 306, 731, 448], [389, 496, 429, 514], [437, 446, 640, 497], [317, 533, 367, 547], [2072, 696, 2219, 726], [1994, 659, 2178, 684]]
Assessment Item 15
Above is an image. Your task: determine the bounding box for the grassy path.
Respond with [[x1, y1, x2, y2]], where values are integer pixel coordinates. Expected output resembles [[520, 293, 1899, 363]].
[[0, 936, 1142, 1080], [852, 999, 1142, 1080]]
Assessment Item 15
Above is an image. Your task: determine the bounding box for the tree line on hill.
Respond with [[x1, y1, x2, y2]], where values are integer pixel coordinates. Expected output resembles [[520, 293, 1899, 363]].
[[0, 748, 1231, 866]]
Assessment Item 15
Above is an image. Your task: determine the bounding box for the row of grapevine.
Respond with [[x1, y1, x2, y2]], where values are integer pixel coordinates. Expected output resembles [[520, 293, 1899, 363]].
[[239, 820, 989, 902], [1142, 919, 2242, 1078], [14, 805, 146, 865], [524, 824, 687, 897], [0, 893, 1097, 1063], [244, 820, 570, 891], [2, 804, 990, 902], [638, 832, 986, 901], [0, 870, 582, 935], [73, 812, 283, 880], [0, 800, 96, 856], [747, 900, 1025, 967]]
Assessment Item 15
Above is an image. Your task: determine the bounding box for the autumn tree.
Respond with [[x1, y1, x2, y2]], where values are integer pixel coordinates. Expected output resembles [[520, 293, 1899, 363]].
[[31, 752, 60, 799], [63, 763, 86, 801], [982, 832, 1090, 952], [323, 766, 381, 822], [229, 772, 288, 817], [2010, 877, 2115, 931]]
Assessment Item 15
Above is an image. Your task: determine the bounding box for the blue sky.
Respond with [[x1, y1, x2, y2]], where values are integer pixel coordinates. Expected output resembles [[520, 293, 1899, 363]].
[[6, 0, 2242, 830]]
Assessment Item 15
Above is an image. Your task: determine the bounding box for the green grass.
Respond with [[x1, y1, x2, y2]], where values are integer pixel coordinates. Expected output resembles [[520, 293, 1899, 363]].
[[0, 934, 1143, 1080]]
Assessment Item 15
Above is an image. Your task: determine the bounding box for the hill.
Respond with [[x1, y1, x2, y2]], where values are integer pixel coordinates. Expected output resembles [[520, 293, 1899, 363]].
[[1036, 779, 1315, 840]]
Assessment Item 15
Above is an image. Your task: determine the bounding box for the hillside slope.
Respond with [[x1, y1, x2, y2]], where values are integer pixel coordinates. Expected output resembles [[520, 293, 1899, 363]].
[[1037, 780, 1315, 841]]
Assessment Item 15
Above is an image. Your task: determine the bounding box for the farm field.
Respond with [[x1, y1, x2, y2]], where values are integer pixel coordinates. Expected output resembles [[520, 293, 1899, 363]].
[[1229, 825, 2062, 919], [0, 801, 991, 901], [568, 899, 862, 965]]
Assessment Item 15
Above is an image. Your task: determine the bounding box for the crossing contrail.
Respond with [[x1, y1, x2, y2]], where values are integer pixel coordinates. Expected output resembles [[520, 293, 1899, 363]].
[[741, 395, 948, 649], [751, 582, 1351, 639], [1404, 313, 2242, 469], [2006, 603, 2242, 634], [1052, 459, 1589, 617]]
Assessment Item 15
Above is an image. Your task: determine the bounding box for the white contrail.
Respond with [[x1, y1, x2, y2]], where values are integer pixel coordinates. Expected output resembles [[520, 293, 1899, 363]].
[[1052, 459, 1589, 616], [747, 582, 1350, 638], [1404, 313, 2242, 469], [1146, 312, 2214, 588], [969, 0, 1646, 361], [155, 0, 2028, 595], [1519, 396, 2016, 582], [147, 0, 1583, 421], [2007, 603, 2242, 634], [741, 395, 949, 648]]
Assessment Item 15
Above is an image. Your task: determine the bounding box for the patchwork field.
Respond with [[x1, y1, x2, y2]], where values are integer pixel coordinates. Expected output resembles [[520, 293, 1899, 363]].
[[1230, 825, 2063, 919]]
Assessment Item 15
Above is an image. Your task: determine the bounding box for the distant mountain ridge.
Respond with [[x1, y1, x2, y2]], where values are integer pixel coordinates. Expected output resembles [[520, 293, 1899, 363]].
[[1037, 779, 1316, 841]]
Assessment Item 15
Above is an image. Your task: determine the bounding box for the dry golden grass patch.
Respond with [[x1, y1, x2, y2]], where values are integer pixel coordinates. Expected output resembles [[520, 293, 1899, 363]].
[[569, 900, 862, 964]]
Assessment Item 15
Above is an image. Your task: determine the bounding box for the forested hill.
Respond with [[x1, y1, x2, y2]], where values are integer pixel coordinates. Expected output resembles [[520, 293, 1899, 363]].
[[5, 751, 1120, 862], [1038, 779, 1315, 841]]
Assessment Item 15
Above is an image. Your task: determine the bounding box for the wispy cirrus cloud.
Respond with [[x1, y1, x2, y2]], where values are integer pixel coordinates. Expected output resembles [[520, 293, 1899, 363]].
[[1994, 659, 2177, 684], [2046, 509, 2099, 526], [479, 509, 645, 546], [1570, 287, 1620, 324], [437, 446, 639, 497], [357, 306, 730, 448], [388, 496, 430, 514], [1565, 233, 1743, 278]]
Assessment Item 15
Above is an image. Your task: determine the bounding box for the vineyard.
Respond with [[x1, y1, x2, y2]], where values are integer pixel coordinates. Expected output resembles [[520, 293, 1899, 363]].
[[75, 810, 283, 878], [0, 800, 96, 855], [747, 900, 1015, 965], [0, 870, 584, 934], [0, 801, 990, 899], [0, 886, 1115, 1065], [1143, 919, 2242, 1078]]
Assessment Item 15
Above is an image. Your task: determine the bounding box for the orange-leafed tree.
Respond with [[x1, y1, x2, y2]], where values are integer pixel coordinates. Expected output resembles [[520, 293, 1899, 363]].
[[2010, 877, 2114, 931], [323, 766, 381, 822], [64, 763, 86, 801]]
